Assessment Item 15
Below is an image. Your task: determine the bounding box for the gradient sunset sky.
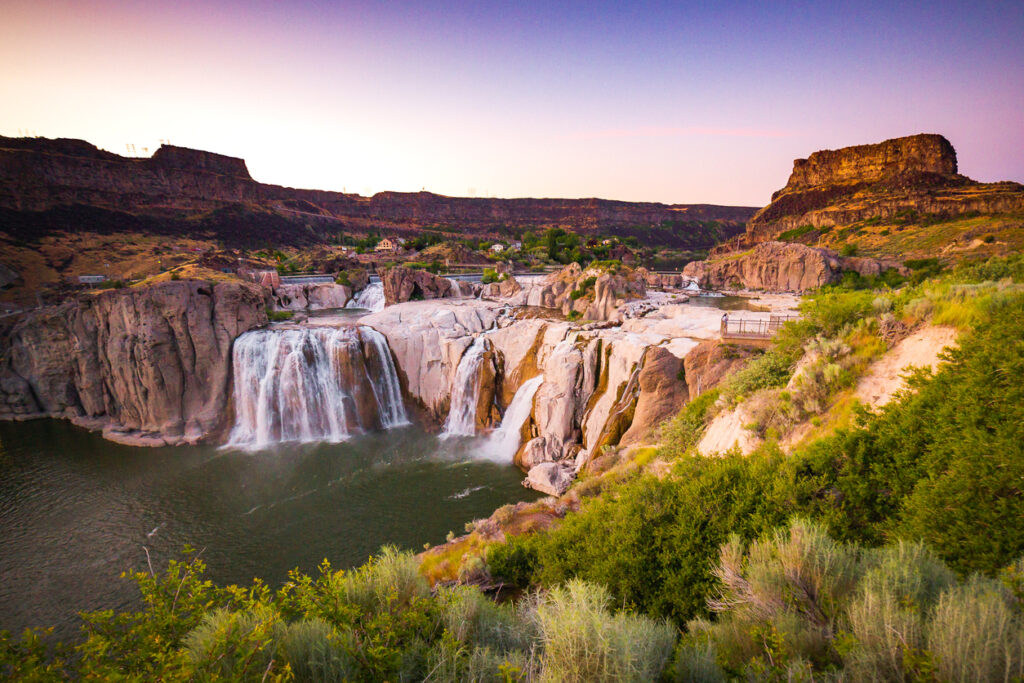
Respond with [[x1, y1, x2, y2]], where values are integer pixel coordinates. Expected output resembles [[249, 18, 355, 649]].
[[2, 0, 1022, 206]]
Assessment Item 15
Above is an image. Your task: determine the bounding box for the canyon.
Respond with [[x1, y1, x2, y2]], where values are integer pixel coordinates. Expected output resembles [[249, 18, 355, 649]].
[[0, 263, 795, 495], [0, 136, 753, 249]]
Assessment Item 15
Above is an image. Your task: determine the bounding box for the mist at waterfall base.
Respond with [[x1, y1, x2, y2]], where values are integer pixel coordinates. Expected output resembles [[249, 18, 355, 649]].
[[0, 419, 540, 640]]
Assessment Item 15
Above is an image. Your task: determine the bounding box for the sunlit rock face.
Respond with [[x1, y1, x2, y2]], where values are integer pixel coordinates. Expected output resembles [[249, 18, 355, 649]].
[[0, 279, 268, 444]]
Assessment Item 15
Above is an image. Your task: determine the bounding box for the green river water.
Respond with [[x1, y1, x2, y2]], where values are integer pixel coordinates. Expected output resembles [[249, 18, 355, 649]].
[[0, 419, 538, 640]]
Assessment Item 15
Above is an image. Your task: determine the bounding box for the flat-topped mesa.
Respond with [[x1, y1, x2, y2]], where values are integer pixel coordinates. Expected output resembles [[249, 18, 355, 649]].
[[738, 133, 1024, 246], [780, 133, 957, 195], [149, 145, 252, 179]]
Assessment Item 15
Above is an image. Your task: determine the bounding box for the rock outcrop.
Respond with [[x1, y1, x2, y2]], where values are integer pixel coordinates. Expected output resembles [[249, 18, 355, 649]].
[[0, 279, 268, 444], [683, 241, 844, 291], [380, 267, 458, 306], [273, 283, 352, 311], [521, 263, 646, 320], [741, 134, 1024, 243]]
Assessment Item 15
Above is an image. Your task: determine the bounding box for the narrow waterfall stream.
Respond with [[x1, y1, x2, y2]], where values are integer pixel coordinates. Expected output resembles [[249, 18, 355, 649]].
[[345, 283, 386, 312], [440, 336, 489, 438], [228, 325, 407, 448], [480, 375, 544, 461]]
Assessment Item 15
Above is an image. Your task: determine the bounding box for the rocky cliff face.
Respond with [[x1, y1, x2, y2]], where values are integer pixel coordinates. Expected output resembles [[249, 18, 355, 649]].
[[741, 134, 1024, 244], [682, 241, 902, 292], [782, 134, 957, 191], [0, 136, 753, 248], [362, 292, 795, 495], [0, 279, 268, 444]]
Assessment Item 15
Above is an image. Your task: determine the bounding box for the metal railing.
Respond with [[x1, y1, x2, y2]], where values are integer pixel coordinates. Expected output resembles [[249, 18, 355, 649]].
[[721, 314, 800, 339]]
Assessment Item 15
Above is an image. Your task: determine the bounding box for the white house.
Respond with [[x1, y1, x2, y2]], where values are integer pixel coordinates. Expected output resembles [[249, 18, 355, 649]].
[[489, 243, 505, 253], [375, 238, 400, 252]]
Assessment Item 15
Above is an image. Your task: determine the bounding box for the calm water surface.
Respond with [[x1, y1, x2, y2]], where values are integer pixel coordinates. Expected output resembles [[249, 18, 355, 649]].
[[0, 420, 538, 639]]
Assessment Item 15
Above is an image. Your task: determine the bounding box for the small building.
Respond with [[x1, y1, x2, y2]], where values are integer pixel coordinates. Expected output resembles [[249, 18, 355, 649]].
[[601, 239, 614, 246], [375, 238, 400, 252], [489, 243, 505, 253], [78, 274, 106, 286], [511, 241, 522, 250]]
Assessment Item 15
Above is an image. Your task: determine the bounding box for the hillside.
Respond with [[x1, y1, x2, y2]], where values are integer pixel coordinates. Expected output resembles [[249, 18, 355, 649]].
[[0, 136, 753, 249], [718, 133, 1024, 261]]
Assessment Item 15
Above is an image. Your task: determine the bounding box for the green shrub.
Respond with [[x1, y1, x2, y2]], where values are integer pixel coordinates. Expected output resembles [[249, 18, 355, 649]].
[[679, 520, 1024, 680], [482, 268, 499, 284], [334, 270, 351, 286], [777, 224, 817, 241], [720, 349, 795, 403], [839, 243, 859, 257], [926, 576, 1024, 680], [266, 308, 294, 322], [534, 580, 675, 682], [660, 388, 720, 454]]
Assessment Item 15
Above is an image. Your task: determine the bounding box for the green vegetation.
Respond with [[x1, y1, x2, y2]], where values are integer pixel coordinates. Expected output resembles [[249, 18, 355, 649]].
[[481, 267, 500, 284], [674, 520, 1024, 680], [777, 223, 817, 241], [266, 309, 294, 322], [7, 254, 1024, 680], [568, 276, 597, 300], [1, 549, 674, 681]]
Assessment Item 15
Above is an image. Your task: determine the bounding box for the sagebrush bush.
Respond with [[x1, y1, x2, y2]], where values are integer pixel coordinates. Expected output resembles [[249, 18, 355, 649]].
[[926, 576, 1024, 681], [534, 580, 676, 682]]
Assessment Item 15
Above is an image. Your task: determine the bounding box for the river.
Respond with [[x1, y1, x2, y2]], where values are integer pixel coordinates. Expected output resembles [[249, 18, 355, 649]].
[[0, 419, 538, 640]]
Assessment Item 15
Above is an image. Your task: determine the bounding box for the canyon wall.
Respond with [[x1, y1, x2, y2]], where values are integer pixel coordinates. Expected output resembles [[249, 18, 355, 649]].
[[0, 136, 753, 248], [0, 279, 268, 445]]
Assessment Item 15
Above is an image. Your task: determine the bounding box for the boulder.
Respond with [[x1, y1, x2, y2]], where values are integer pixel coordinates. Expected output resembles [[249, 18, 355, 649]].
[[525, 462, 574, 497], [522, 263, 645, 320]]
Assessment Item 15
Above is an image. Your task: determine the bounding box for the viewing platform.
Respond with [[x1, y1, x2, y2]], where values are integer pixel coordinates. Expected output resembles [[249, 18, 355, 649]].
[[720, 313, 799, 346]]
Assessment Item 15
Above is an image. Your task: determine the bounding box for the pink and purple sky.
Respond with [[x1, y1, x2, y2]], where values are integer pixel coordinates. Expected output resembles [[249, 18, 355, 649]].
[[2, 0, 1022, 206]]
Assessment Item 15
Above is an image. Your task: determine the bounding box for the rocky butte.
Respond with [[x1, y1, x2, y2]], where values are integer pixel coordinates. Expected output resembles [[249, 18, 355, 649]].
[[683, 133, 1024, 291]]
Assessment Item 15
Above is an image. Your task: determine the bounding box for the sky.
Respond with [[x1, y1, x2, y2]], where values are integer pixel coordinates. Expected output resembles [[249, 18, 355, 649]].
[[1, 0, 1022, 206]]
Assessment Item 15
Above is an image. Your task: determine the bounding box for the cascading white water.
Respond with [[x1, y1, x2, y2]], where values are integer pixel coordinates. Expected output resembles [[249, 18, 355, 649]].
[[361, 327, 408, 428], [448, 278, 463, 297], [479, 375, 544, 461], [440, 336, 489, 438], [346, 283, 386, 312], [228, 325, 407, 448]]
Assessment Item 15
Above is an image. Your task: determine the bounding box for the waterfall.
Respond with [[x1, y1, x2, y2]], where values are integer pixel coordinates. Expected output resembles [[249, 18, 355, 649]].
[[479, 375, 544, 461], [346, 283, 385, 312], [448, 278, 463, 297], [440, 336, 489, 438], [228, 325, 407, 448]]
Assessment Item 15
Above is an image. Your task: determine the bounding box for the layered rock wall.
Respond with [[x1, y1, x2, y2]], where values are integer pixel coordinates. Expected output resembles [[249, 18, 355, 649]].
[[0, 279, 267, 444], [743, 134, 1024, 243], [0, 136, 754, 247], [782, 134, 957, 192]]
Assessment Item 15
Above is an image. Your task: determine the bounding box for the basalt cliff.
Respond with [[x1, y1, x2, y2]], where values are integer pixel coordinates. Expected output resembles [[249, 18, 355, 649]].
[[742, 133, 1024, 243], [0, 136, 753, 249], [684, 134, 1024, 291]]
